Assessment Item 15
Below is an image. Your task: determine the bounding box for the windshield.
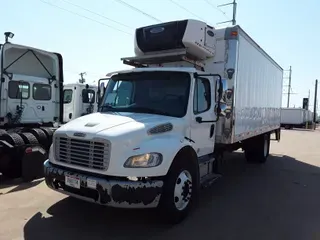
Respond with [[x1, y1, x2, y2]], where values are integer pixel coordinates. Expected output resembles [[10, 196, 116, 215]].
[[100, 71, 191, 118]]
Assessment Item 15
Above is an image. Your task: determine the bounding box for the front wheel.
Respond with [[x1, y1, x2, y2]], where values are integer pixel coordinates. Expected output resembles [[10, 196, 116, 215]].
[[159, 157, 199, 224]]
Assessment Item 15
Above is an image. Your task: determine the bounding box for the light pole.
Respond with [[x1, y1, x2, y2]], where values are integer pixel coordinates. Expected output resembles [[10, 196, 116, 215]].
[[4, 32, 14, 43]]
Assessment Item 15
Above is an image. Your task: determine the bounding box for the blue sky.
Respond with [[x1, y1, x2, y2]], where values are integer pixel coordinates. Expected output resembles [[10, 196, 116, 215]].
[[1, 0, 319, 109]]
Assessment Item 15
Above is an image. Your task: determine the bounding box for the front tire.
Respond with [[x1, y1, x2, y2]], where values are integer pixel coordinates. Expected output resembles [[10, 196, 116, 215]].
[[159, 157, 199, 224]]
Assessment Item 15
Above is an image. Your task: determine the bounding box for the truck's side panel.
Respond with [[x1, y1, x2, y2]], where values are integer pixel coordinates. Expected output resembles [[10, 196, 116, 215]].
[[232, 29, 283, 142]]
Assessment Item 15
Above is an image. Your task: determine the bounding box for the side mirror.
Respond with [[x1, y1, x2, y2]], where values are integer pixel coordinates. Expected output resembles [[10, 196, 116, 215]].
[[97, 82, 105, 107]]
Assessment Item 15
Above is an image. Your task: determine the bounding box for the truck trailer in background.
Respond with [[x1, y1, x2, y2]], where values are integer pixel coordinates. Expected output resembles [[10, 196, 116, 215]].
[[280, 107, 314, 129]]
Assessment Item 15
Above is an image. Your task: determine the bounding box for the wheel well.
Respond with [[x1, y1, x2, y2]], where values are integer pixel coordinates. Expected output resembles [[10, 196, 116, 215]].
[[167, 146, 199, 179], [173, 146, 197, 164]]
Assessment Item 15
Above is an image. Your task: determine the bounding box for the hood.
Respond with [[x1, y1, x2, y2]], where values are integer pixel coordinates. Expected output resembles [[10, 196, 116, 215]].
[[56, 112, 178, 136]]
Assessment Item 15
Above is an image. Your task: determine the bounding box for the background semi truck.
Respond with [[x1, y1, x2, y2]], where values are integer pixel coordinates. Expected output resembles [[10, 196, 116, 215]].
[[0, 33, 64, 180], [44, 19, 283, 223], [280, 107, 314, 129], [0, 33, 98, 181], [63, 83, 98, 123]]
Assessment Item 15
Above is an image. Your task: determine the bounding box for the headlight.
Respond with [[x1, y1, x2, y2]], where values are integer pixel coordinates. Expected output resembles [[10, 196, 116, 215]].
[[124, 153, 163, 168]]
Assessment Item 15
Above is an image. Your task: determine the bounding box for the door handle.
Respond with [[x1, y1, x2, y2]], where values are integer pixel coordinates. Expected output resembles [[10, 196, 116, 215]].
[[42, 106, 45, 111], [210, 124, 215, 138]]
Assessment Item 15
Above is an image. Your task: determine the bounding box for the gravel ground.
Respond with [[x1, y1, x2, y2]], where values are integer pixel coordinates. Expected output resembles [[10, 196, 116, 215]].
[[1, 128, 320, 240]]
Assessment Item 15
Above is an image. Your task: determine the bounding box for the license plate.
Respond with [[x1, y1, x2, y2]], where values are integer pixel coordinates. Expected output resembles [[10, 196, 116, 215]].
[[65, 175, 80, 189]]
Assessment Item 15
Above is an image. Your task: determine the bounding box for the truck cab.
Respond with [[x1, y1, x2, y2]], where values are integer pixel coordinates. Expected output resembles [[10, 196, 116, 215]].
[[0, 41, 63, 127], [63, 83, 98, 123]]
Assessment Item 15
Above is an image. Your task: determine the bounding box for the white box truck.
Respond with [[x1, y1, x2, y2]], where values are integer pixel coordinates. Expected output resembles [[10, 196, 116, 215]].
[[306, 110, 314, 124], [280, 108, 313, 129], [44, 19, 283, 223]]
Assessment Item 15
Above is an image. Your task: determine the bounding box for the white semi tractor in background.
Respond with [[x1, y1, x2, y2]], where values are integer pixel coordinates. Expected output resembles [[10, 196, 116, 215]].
[[0, 34, 64, 180], [0, 33, 99, 181], [44, 19, 283, 223], [280, 107, 314, 129], [63, 83, 98, 123]]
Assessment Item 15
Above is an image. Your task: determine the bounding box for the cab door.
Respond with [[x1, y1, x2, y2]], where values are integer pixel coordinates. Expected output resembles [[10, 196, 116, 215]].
[[190, 74, 217, 157], [63, 87, 74, 122], [32, 82, 55, 122], [7, 75, 54, 124], [7, 79, 34, 123]]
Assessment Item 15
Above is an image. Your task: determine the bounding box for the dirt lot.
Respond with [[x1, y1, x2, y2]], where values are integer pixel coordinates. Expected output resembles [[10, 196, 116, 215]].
[[1, 129, 320, 240]]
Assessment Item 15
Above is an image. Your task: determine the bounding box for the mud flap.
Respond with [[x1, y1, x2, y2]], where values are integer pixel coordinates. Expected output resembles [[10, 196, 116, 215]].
[[21, 146, 48, 182]]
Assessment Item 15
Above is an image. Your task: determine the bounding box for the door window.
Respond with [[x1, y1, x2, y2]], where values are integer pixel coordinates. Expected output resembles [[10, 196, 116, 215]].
[[33, 83, 51, 100], [193, 77, 211, 114], [63, 89, 73, 103], [8, 81, 30, 99]]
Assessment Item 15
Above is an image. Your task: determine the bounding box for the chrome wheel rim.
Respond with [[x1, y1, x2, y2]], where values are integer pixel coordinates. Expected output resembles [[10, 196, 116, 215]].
[[174, 170, 192, 211]]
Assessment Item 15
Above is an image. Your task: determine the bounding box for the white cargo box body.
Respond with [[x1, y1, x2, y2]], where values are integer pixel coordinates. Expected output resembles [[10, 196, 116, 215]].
[[281, 108, 305, 125], [212, 26, 283, 144], [306, 110, 313, 122]]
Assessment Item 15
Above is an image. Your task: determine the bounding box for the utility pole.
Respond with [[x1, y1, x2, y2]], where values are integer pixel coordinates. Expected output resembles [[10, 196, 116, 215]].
[[217, 0, 237, 25], [306, 89, 311, 129], [79, 72, 86, 84], [282, 66, 295, 107], [313, 79, 318, 129], [286, 66, 292, 108]]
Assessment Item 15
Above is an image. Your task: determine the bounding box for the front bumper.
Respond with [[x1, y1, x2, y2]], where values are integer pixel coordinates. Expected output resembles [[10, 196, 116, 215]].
[[43, 160, 164, 208]]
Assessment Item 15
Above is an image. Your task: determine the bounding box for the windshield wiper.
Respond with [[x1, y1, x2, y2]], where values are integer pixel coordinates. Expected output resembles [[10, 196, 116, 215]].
[[127, 106, 171, 116]]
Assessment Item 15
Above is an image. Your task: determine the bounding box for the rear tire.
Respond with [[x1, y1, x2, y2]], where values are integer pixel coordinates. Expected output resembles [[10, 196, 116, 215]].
[[159, 156, 199, 224], [40, 127, 54, 146], [244, 133, 270, 163], [0, 129, 7, 136], [0, 132, 25, 146], [19, 132, 39, 145], [25, 128, 48, 148], [0, 133, 25, 178]]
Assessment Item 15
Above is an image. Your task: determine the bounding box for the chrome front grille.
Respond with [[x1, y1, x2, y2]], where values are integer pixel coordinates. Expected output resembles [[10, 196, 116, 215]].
[[54, 135, 111, 170]]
